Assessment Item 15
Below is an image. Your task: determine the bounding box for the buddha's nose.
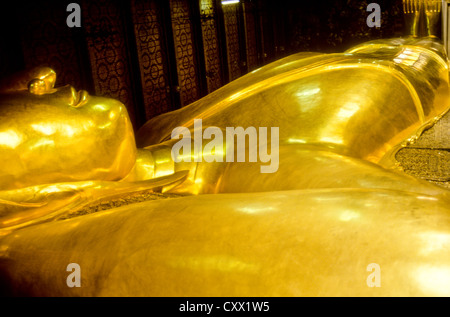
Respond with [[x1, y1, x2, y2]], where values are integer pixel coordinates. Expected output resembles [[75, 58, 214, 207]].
[[34, 84, 80, 107], [54, 85, 86, 107]]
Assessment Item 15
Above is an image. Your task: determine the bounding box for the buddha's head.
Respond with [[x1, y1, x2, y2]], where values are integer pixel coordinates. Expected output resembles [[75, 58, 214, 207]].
[[0, 67, 136, 190]]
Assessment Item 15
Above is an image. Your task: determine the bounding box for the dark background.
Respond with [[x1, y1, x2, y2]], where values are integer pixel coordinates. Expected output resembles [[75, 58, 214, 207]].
[[0, 0, 405, 130]]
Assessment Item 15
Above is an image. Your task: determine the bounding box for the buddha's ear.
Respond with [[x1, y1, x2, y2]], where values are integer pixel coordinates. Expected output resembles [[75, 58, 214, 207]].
[[0, 67, 56, 93]]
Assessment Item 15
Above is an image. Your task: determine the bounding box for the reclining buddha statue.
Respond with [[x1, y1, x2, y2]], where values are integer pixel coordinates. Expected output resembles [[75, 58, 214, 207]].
[[0, 0, 449, 296]]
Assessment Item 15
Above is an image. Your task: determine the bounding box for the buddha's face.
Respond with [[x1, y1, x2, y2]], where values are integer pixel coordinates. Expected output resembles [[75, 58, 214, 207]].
[[0, 68, 136, 190]]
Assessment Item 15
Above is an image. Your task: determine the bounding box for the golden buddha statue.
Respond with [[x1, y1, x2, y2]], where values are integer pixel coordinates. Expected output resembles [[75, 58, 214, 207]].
[[0, 0, 449, 296]]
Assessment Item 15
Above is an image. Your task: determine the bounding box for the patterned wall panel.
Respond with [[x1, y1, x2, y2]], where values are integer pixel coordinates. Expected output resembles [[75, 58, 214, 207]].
[[222, 3, 242, 81], [242, 1, 260, 72], [130, 0, 172, 120], [258, 0, 274, 64], [170, 0, 201, 107], [82, 0, 137, 127], [200, 0, 223, 93], [18, 1, 85, 89]]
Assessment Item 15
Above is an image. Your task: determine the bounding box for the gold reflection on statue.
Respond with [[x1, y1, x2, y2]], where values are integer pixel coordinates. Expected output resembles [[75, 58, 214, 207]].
[[0, 2, 449, 296]]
